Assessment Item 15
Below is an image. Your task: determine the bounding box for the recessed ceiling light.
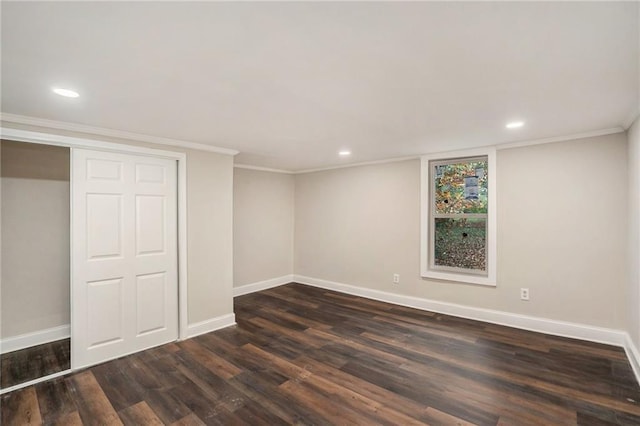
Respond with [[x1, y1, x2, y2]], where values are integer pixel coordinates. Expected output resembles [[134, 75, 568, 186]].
[[339, 150, 351, 156], [506, 121, 525, 129], [52, 87, 79, 98]]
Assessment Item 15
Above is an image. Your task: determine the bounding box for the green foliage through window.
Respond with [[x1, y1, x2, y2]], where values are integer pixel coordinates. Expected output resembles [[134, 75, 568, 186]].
[[434, 160, 488, 214], [431, 157, 488, 273]]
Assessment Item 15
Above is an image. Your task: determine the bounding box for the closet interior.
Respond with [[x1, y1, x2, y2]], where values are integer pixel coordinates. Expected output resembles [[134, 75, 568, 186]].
[[1, 139, 71, 389]]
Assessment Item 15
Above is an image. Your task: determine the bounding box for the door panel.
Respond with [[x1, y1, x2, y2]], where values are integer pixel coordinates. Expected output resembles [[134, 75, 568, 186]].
[[73, 149, 178, 369], [136, 195, 165, 255], [136, 273, 166, 335], [86, 194, 123, 259], [86, 158, 123, 181], [86, 278, 124, 348], [135, 163, 166, 184]]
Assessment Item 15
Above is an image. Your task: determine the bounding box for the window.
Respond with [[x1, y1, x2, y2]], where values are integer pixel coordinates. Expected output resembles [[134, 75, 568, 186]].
[[421, 148, 496, 286]]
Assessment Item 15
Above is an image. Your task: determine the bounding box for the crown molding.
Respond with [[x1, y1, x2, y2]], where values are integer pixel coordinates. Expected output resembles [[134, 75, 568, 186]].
[[2, 113, 625, 171], [623, 108, 639, 130], [293, 128, 625, 174], [0, 113, 239, 156], [495, 127, 625, 151], [234, 163, 294, 174], [295, 155, 419, 174]]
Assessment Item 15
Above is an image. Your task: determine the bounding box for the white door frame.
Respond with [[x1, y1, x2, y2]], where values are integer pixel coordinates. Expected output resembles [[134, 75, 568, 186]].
[[0, 127, 190, 348]]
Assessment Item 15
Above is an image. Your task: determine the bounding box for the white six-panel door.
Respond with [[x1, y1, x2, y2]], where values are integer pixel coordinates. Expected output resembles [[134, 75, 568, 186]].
[[72, 149, 178, 369]]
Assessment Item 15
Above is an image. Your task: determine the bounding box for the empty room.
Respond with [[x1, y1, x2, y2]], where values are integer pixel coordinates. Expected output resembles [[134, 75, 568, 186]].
[[1, 1, 640, 425]]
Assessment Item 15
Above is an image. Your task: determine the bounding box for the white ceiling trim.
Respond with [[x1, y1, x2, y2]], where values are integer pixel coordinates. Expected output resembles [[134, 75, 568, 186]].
[[495, 127, 624, 151], [0, 113, 240, 156], [295, 155, 420, 174], [295, 127, 625, 174], [623, 108, 640, 130], [0, 112, 626, 174], [234, 164, 294, 174]]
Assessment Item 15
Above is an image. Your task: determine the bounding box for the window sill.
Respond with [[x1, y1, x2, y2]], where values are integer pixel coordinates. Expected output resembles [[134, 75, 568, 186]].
[[421, 270, 496, 287]]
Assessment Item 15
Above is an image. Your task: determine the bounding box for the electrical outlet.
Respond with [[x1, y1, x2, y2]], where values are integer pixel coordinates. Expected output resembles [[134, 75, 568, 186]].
[[393, 273, 400, 284], [520, 288, 530, 301]]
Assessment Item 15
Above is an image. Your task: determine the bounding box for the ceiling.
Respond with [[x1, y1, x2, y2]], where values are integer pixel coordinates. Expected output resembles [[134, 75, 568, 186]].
[[1, 2, 638, 172]]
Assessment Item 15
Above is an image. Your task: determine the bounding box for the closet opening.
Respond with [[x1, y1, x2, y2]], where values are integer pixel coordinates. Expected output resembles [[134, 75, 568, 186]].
[[0, 127, 189, 393], [1, 139, 71, 390]]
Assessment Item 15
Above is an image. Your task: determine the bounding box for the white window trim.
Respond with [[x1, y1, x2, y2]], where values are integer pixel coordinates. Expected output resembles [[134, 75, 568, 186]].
[[420, 146, 497, 286]]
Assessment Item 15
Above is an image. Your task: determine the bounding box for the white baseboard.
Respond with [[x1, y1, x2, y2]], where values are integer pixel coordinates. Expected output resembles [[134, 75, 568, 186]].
[[233, 274, 293, 297], [1, 324, 70, 354], [293, 275, 628, 348], [624, 334, 640, 386], [186, 313, 236, 339]]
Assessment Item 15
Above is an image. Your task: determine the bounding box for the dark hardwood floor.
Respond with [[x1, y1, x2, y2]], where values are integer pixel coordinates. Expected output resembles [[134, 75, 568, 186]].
[[2, 283, 640, 425], [1, 339, 70, 389]]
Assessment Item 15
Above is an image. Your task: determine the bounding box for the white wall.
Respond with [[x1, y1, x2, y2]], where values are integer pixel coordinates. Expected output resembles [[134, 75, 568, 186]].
[[1, 141, 70, 338], [0, 122, 236, 328], [295, 133, 628, 329], [233, 168, 294, 287], [629, 118, 640, 347]]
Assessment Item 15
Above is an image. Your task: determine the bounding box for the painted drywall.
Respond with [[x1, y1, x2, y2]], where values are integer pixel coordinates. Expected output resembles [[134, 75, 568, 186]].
[[294, 133, 628, 329], [629, 118, 640, 347], [185, 150, 235, 324], [1, 138, 2, 341], [1, 140, 70, 338], [0, 122, 235, 327], [233, 168, 294, 287]]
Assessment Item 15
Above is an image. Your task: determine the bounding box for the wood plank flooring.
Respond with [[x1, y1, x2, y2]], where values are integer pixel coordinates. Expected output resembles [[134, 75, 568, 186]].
[[1, 339, 70, 389], [2, 283, 640, 425]]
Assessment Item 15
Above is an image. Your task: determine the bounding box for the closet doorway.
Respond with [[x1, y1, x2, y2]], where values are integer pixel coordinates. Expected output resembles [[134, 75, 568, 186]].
[[1, 140, 71, 390], [0, 128, 189, 393]]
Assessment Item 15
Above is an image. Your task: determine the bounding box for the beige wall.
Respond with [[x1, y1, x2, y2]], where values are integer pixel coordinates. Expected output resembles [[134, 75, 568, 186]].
[[1, 141, 70, 338], [295, 133, 628, 329], [0, 122, 235, 327], [3, 121, 631, 339], [629, 118, 640, 346], [185, 150, 235, 323], [233, 168, 294, 287]]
